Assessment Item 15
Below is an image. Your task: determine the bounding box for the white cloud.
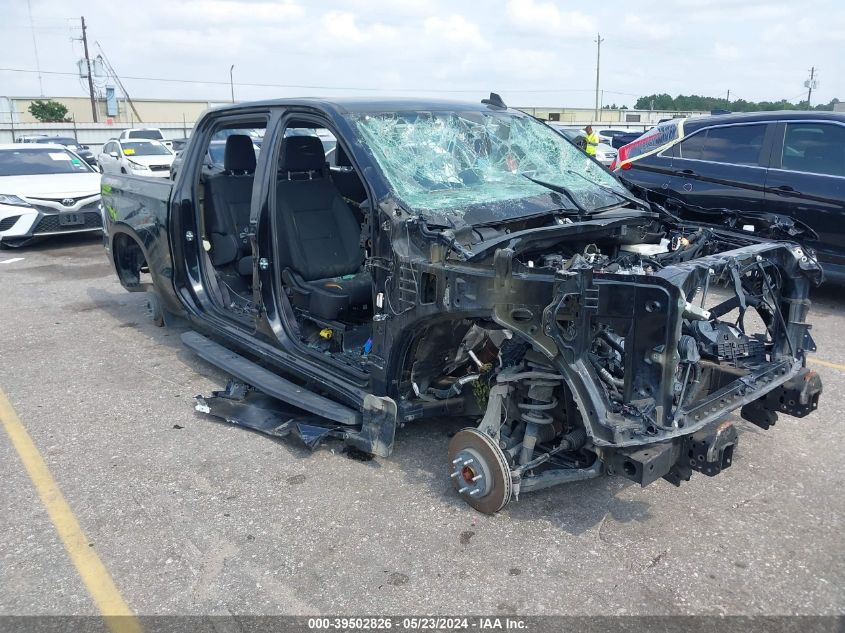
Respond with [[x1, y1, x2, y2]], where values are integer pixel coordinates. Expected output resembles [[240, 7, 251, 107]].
[[713, 41, 740, 61], [319, 11, 398, 46], [423, 15, 486, 48], [165, 0, 304, 24], [622, 14, 670, 41], [505, 0, 595, 36]]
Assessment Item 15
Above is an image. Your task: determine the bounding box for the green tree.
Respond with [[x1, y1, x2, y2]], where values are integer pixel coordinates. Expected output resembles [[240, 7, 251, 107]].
[[28, 99, 70, 122], [634, 93, 840, 112]]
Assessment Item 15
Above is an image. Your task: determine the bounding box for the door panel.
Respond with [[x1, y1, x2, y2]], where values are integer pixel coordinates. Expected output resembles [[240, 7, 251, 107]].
[[764, 121, 845, 269], [623, 150, 675, 202], [668, 123, 770, 213]]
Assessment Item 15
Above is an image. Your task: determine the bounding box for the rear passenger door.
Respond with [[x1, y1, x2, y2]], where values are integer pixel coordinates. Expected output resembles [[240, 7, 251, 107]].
[[100, 142, 118, 173], [764, 121, 845, 270], [667, 122, 771, 213]]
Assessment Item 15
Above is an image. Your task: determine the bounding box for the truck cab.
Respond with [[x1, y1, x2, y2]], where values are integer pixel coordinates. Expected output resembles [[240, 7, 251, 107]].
[[101, 97, 823, 514]]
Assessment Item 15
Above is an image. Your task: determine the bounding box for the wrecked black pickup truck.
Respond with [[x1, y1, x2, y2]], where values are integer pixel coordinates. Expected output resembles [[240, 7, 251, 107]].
[[102, 95, 824, 513]]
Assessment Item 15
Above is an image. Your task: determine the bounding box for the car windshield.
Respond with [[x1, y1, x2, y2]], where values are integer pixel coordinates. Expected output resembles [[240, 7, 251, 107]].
[[348, 110, 629, 225], [0, 148, 92, 175], [35, 137, 78, 147], [128, 130, 164, 140], [121, 141, 171, 156]]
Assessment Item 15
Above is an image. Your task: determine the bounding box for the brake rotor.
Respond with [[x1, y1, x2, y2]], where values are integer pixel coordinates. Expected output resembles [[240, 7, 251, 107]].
[[447, 428, 512, 514]]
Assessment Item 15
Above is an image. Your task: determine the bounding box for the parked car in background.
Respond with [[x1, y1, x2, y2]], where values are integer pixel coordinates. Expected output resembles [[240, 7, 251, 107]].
[[613, 111, 845, 283], [170, 135, 262, 180], [548, 124, 618, 167], [28, 136, 98, 168], [605, 130, 645, 149], [98, 139, 175, 178], [0, 144, 102, 247], [597, 128, 638, 146], [170, 137, 190, 153], [14, 135, 49, 143], [118, 128, 173, 150]]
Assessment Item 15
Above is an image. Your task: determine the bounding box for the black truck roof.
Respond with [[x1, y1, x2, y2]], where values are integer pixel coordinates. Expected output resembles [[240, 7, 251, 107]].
[[683, 109, 845, 132], [207, 96, 516, 116]]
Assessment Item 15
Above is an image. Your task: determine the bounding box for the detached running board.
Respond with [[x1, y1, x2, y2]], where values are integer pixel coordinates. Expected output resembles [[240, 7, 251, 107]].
[[181, 330, 361, 426]]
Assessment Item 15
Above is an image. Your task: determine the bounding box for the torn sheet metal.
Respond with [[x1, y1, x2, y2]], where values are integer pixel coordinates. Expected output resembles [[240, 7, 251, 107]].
[[195, 380, 348, 449]]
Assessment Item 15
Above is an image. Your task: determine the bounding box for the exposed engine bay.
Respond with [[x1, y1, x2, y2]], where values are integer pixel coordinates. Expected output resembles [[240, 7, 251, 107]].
[[392, 209, 823, 512]]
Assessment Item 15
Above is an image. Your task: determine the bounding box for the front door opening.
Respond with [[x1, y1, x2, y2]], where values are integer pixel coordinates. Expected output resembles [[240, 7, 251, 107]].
[[273, 121, 373, 360]]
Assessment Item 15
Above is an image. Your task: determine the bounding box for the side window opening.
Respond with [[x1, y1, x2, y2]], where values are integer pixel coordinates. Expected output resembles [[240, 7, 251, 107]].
[[782, 123, 845, 177], [676, 131, 706, 160], [273, 120, 373, 359], [677, 124, 766, 166], [196, 118, 267, 314]]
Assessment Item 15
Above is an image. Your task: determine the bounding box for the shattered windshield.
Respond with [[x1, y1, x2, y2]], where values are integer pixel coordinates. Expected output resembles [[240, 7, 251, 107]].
[[348, 110, 630, 225]]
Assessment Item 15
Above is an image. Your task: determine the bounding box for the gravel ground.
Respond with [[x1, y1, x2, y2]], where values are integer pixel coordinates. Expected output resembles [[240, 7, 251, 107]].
[[0, 233, 843, 617]]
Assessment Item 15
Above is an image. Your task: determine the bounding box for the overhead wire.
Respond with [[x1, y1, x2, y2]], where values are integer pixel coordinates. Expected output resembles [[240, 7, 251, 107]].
[[0, 66, 642, 97]]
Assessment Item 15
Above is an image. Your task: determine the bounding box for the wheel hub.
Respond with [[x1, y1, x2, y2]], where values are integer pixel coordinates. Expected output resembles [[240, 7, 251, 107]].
[[447, 428, 513, 514], [449, 447, 492, 498]]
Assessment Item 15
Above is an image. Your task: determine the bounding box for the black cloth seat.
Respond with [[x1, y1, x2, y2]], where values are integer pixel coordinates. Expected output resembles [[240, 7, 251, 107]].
[[204, 134, 256, 269], [282, 269, 371, 321], [276, 135, 371, 320]]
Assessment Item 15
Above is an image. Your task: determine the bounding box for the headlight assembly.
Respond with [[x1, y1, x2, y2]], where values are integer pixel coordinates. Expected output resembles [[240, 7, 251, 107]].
[[0, 194, 32, 207]]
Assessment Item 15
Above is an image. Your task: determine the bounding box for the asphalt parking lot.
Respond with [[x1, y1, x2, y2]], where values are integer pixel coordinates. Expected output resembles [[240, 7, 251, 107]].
[[1, 234, 844, 618]]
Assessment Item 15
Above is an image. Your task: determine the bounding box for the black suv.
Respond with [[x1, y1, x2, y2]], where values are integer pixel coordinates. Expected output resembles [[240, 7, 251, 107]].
[[613, 111, 845, 283]]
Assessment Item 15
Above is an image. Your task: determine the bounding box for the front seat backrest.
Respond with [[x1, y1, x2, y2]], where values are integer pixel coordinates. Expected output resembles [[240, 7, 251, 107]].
[[276, 135, 364, 280], [204, 134, 256, 266], [224, 134, 256, 174]]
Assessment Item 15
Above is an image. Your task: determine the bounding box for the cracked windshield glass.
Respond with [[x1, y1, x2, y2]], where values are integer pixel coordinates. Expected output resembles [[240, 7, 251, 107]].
[[350, 110, 631, 225]]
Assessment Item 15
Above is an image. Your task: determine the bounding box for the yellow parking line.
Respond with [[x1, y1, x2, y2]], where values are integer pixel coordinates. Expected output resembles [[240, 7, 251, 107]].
[[808, 358, 845, 372], [0, 387, 143, 633]]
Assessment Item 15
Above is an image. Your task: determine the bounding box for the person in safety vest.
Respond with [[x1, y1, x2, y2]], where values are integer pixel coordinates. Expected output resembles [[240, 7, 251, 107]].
[[584, 125, 599, 157]]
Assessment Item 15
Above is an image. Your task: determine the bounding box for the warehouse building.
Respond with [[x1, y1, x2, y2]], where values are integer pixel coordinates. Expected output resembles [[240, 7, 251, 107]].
[[0, 95, 222, 125]]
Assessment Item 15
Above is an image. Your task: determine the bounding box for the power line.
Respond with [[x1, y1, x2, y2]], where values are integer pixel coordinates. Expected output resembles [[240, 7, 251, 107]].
[[0, 65, 631, 96], [25, 0, 44, 96]]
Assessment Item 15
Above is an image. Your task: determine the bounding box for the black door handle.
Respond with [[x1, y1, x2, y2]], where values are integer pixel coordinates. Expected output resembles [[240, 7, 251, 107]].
[[675, 169, 696, 176], [774, 184, 799, 195]]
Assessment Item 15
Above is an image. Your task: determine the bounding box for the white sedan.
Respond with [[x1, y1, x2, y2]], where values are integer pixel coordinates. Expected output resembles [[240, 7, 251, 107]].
[[98, 138, 175, 178], [0, 144, 102, 248]]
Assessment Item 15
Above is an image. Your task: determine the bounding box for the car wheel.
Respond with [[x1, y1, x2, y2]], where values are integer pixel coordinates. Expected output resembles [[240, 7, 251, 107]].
[[145, 288, 166, 328]]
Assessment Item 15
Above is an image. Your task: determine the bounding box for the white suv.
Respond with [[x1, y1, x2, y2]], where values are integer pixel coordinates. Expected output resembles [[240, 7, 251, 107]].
[[118, 128, 172, 150], [98, 139, 175, 178]]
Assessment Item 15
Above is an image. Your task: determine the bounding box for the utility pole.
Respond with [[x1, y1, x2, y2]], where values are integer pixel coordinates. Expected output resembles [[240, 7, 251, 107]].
[[594, 33, 604, 122], [805, 67, 816, 107], [96, 42, 142, 122], [230, 65, 235, 103], [81, 17, 98, 122], [726, 89, 730, 104]]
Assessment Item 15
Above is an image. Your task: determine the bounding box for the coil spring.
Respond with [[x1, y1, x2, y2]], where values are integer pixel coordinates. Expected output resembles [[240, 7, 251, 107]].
[[518, 362, 563, 426]]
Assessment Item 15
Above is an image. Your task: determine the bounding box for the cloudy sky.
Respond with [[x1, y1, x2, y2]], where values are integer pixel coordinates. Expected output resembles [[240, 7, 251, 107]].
[[2, 0, 843, 108]]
